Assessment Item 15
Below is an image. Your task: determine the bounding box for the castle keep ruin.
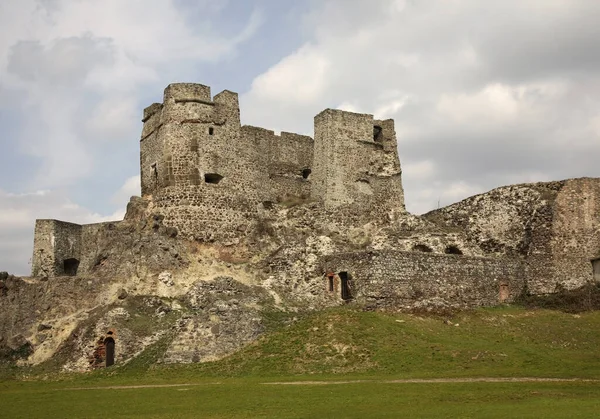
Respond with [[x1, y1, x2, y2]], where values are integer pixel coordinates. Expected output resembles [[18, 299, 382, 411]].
[[3, 82, 599, 369]]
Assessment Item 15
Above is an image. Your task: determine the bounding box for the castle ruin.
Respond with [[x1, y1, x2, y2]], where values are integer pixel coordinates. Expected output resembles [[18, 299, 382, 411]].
[[2, 82, 599, 368]]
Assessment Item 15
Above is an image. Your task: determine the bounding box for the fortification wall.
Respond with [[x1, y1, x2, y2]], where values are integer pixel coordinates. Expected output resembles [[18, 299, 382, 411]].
[[31, 220, 123, 277], [242, 126, 313, 203], [140, 103, 163, 196], [79, 222, 121, 274], [424, 178, 600, 294], [312, 109, 404, 217], [549, 178, 600, 291], [320, 250, 524, 309]]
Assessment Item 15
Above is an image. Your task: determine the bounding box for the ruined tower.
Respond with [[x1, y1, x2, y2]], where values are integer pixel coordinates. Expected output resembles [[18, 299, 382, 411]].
[[140, 83, 263, 241], [311, 109, 405, 216]]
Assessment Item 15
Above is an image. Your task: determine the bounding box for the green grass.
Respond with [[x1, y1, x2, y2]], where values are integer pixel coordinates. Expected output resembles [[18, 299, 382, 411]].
[[1, 379, 599, 418], [2, 306, 600, 417], [148, 305, 600, 380]]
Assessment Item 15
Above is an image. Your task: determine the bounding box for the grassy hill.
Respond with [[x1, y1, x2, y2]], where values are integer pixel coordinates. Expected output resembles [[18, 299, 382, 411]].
[[151, 305, 600, 380]]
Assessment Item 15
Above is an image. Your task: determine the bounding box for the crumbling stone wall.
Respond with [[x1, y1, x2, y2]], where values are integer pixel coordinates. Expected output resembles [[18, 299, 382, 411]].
[[424, 178, 600, 293], [31, 220, 124, 278], [242, 126, 313, 203], [31, 220, 83, 277], [320, 250, 524, 309]]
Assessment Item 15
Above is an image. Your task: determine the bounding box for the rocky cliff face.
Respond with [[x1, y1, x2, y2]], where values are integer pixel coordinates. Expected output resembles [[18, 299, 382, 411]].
[[2, 178, 599, 373]]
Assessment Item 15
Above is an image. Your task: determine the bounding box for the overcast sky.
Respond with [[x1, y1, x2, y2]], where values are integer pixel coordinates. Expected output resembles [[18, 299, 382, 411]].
[[1, 0, 599, 275]]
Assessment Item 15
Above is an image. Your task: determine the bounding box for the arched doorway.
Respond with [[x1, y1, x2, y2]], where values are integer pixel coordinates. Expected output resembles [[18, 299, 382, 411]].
[[339, 272, 352, 300], [104, 337, 115, 367], [592, 258, 600, 282], [63, 258, 80, 276]]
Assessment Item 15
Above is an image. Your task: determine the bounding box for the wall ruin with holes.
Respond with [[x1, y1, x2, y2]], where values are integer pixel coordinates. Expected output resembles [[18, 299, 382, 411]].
[[320, 250, 525, 309], [31, 220, 82, 277], [31, 220, 122, 277], [242, 126, 313, 204], [29, 82, 599, 303], [424, 178, 600, 294]]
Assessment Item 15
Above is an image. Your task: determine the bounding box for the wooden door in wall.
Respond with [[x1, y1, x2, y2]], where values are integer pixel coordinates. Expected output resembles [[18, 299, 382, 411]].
[[339, 272, 351, 300]]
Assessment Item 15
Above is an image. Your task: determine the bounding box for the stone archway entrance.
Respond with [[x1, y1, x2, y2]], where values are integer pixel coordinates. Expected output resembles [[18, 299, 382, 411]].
[[104, 337, 115, 367]]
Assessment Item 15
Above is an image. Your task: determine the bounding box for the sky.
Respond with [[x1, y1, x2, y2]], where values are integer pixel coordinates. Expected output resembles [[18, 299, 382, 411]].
[[1, 0, 599, 275]]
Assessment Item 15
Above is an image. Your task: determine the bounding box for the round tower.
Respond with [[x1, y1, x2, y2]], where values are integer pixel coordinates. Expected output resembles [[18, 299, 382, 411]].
[[140, 83, 263, 241]]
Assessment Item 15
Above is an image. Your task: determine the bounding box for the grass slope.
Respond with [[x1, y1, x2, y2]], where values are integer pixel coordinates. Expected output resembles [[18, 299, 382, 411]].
[[153, 305, 600, 380], [2, 306, 600, 418]]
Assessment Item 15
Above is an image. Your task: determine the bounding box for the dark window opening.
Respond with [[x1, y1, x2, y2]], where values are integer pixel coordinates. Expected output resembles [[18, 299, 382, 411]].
[[373, 125, 383, 143], [204, 173, 223, 184], [208, 127, 214, 135], [593, 258, 600, 281], [302, 168, 312, 179], [339, 271, 352, 300], [328, 276, 334, 292], [63, 258, 80, 276], [445, 245, 463, 255], [190, 138, 198, 152], [412, 244, 433, 253], [151, 163, 158, 179], [104, 337, 115, 367]]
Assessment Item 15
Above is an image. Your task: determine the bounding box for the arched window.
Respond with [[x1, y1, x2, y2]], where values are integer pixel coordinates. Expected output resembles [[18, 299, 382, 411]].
[[104, 337, 115, 367]]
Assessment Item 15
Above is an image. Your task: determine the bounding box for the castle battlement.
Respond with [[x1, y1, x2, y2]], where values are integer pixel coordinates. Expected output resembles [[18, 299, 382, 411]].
[[136, 82, 406, 240]]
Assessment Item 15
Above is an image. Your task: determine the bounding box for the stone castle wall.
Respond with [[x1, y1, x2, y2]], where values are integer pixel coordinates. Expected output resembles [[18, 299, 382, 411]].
[[30, 82, 599, 305], [242, 126, 313, 203], [137, 83, 407, 241], [548, 178, 600, 292], [424, 178, 600, 294], [31, 220, 120, 277], [31, 220, 82, 277], [320, 250, 525, 309]]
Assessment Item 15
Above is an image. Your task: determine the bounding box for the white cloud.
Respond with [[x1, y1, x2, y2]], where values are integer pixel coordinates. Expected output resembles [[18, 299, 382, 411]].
[[249, 44, 330, 105], [111, 175, 141, 210], [0, 0, 263, 188], [242, 0, 600, 214]]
